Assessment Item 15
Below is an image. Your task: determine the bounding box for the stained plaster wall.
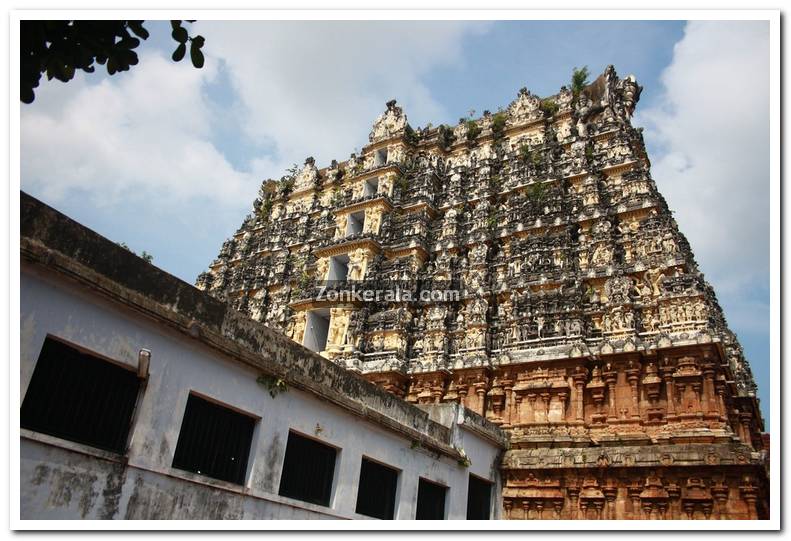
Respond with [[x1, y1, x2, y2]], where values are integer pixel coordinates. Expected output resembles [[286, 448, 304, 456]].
[[20, 266, 503, 520]]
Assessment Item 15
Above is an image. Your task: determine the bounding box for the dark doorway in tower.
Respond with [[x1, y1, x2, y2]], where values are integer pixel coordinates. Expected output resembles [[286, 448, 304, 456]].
[[304, 308, 330, 353], [328, 254, 349, 282], [345, 211, 365, 236]]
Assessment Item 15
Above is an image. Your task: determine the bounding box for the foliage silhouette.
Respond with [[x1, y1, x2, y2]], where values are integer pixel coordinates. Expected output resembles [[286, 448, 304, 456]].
[[21, 20, 205, 103]]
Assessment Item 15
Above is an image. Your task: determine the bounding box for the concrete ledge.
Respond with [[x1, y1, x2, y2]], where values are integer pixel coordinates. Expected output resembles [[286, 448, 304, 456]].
[[418, 403, 509, 449]]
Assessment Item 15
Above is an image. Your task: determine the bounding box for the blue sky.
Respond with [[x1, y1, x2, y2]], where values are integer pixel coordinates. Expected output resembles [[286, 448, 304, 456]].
[[20, 19, 770, 421]]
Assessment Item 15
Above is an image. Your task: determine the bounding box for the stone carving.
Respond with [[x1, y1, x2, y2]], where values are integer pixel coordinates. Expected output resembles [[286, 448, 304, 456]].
[[575, 93, 595, 138], [363, 207, 382, 235], [316, 257, 329, 281], [591, 243, 613, 267], [289, 310, 306, 342], [605, 274, 632, 304], [327, 308, 351, 348], [294, 157, 319, 191], [200, 66, 766, 520], [442, 207, 458, 238], [348, 248, 367, 281], [508, 88, 542, 124], [369, 99, 407, 143]]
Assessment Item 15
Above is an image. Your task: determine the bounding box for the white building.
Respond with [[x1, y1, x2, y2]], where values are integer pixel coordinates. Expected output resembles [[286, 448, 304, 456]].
[[18, 192, 508, 521]]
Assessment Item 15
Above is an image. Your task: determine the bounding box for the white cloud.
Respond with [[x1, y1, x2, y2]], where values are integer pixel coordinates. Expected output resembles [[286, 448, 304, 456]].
[[636, 21, 769, 319], [21, 21, 487, 211], [194, 20, 488, 181], [21, 54, 257, 208], [19, 21, 487, 283]]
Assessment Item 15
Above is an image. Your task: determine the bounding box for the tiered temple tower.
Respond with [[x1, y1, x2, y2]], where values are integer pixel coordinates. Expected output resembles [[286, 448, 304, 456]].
[[198, 66, 768, 519]]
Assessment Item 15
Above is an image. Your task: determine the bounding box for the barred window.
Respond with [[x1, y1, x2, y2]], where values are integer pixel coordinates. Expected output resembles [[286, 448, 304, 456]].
[[355, 457, 399, 519], [416, 478, 447, 520], [171, 393, 256, 485], [21, 336, 142, 454], [278, 431, 337, 507], [466, 475, 493, 519]]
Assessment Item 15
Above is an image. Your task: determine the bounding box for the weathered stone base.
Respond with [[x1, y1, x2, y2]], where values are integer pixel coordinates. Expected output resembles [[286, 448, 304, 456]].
[[362, 344, 769, 520], [502, 444, 768, 520]]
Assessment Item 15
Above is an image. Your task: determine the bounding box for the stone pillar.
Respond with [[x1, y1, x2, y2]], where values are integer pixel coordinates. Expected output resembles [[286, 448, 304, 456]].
[[692, 381, 703, 416], [603, 485, 618, 519], [579, 500, 589, 520], [627, 483, 643, 519], [514, 394, 524, 425], [572, 368, 587, 422], [604, 367, 618, 421], [657, 501, 669, 519], [458, 384, 468, 408], [626, 367, 640, 420], [567, 486, 580, 520], [702, 364, 716, 416], [642, 501, 654, 520], [740, 412, 754, 448], [475, 381, 487, 416], [710, 481, 729, 520], [541, 392, 551, 423], [716, 384, 728, 421], [732, 411, 746, 442], [740, 479, 758, 520], [556, 391, 568, 423], [526, 393, 537, 423], [666, 482, 681, 519], [504, 380, 514, 426], [663, 373, 676, 419], [552, 499, 563, 519], [594, 500, 605, 520], [432, 379, 445, 404]]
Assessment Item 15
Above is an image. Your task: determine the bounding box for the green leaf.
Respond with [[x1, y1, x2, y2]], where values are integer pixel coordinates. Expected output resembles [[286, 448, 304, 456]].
[[77, 46, 95, 69], [52, 60, 68, 81], [118, 37, 140, 50], [172, 43, 186, 62], [171, 26, 188, 44], [127, 21, 150, 40], [21, 85, 34, 104], [190, 43, 204, 68], [125, 50, 139, 67]]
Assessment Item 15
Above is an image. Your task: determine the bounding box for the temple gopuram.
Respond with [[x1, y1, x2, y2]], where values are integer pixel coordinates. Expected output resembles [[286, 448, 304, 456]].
[[197, 66, 769, 520]]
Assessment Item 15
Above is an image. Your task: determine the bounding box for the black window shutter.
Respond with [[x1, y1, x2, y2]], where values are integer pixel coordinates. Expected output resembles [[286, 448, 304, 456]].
[[355, 458, 398, 519], [278, 432, 337, 507], [416, 478, 447, 520], [466, 475, 492, 519], [21, 337, 141, 454], [171, 394, 256, 485]]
